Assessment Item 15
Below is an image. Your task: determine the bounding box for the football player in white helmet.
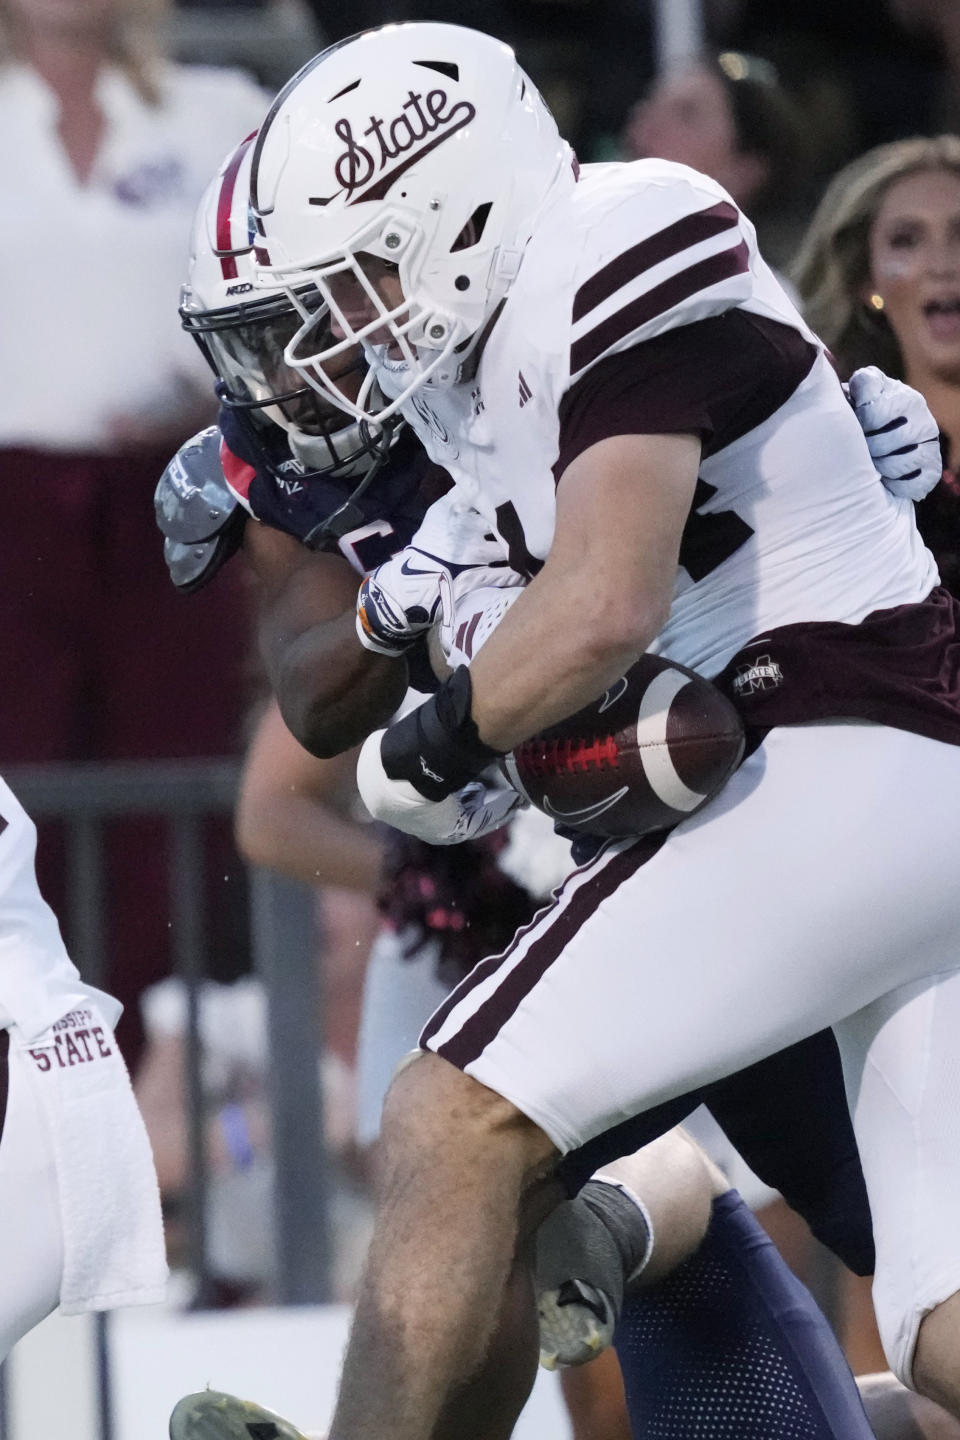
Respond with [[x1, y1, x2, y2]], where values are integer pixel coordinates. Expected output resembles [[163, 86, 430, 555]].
[[179, 133, 397, 508], [164, 96, 954, 1440], [165, 96, 960, 1440], [233, 21, 960, 1440], [158, 131, 429, 738], [246, 25, 575, 426]]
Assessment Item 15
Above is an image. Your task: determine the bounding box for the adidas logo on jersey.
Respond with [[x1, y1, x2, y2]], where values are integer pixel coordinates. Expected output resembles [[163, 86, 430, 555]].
[[518, 372, 533, 407]]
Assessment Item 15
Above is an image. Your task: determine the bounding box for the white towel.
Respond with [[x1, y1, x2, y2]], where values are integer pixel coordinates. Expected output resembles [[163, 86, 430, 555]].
[[13, 1005, 168, 1313]]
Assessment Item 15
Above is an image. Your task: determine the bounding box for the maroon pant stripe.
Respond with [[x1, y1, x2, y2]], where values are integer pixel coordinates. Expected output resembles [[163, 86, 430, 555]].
[[434, 834, 666, 1070], [571, 239, 750, 376], [419, 890, 560, 1048], [572, 200, 739, 323]]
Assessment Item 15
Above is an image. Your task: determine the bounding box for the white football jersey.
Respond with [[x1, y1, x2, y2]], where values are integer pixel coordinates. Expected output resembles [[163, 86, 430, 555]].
[[0, 778, 121, 1040], [379, 160, 936, 676]]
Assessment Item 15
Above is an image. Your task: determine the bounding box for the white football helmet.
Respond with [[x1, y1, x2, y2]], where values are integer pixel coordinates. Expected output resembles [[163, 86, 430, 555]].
[[249, 22, 577, 424], [181, 133, 387, 477]]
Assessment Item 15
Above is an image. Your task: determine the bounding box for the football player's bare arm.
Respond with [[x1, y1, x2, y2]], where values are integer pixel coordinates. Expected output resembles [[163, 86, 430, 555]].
[[235, 699, 386, 891], [243, 521, 407, 757], [468, 432, 701, 751]]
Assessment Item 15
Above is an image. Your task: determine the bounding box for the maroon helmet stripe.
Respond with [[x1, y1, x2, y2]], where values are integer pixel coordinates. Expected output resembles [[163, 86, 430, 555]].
[[430, 834, 666, 1069], [215, 132, 257, 281], [570, 239, 749, 376], [572, 201, 738, 324]]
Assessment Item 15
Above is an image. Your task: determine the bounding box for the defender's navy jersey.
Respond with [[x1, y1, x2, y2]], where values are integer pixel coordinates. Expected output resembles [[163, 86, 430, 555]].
[[219, 406, 448, 575]]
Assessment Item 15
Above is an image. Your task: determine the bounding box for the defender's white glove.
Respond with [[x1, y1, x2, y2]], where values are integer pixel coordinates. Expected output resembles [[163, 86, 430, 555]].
[[356, 563, 447, 657], [356, 729, 523, 845], [849, 366, 942, 500]]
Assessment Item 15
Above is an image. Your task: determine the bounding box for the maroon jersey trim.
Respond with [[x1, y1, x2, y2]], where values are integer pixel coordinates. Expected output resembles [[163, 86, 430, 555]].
[[571, 240, 750, 377], [714, 586, 960, 749], [572, 200, 739, 323], [219, 439, 255, 500], [556, 310, 817, 482]]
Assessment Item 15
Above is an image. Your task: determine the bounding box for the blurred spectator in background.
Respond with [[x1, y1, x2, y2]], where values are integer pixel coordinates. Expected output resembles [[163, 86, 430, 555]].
[[170, 0, 322, 94], [235, 698, 383, 1145], [883, 2, 960, 132], [135, 968, 274, 1306], [135, 702, 383, 1306], [621, 49, 810, 269], [707, 0, 944, 179], [0, 0, 270, 1065], [794, 134, 960, 597]]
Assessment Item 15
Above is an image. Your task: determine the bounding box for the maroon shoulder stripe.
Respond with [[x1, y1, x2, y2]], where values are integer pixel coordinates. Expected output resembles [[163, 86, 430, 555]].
[[572, 201, 739, 325], [571, 239, 749, 376], [433, 834, 666, 1071]]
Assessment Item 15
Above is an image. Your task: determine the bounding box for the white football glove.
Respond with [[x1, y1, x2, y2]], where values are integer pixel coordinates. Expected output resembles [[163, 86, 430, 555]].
[[848, 366, 942, 501], [356, 728, 524, 845], [356, 561, 448, 657]]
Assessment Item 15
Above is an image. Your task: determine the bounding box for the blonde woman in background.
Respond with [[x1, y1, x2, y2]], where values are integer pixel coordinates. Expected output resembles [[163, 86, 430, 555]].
[[794, 134, 960, 594], [0, 0, 270, 1066]]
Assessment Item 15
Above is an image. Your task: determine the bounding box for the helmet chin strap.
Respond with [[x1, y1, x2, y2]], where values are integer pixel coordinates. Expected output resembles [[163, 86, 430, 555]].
[[287, 426, 367, 475], [301, 422, 397, 547]]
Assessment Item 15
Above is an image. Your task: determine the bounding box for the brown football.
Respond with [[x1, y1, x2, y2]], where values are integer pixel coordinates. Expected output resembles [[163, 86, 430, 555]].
[[503, 654, 745, 838]]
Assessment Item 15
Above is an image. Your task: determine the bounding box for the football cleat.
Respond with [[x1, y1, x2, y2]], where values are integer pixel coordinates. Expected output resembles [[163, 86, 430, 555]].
[[535, 1181, 652, 1369], [537, 1277, 617, 1370], [169, 1390, 313, 1440]]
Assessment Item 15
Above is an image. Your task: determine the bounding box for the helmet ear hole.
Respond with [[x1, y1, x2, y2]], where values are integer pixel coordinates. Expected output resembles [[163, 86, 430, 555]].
[[414, 58, 459, 81], [450, 202, 492, 253]]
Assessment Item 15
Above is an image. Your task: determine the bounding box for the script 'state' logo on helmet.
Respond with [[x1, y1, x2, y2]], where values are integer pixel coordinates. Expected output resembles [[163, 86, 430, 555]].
[[313, 88, 477, 207]]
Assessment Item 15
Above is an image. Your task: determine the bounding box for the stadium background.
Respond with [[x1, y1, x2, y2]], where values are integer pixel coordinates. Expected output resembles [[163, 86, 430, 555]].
[[2, 0, 959, 1435]]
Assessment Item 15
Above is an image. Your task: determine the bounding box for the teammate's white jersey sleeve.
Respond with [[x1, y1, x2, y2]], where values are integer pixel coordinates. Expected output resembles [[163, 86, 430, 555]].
[[0, 778, 120, 1040]]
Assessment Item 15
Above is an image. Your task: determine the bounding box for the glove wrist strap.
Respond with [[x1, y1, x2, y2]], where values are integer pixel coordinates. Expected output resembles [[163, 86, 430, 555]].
[[381, 666, 502, 800]]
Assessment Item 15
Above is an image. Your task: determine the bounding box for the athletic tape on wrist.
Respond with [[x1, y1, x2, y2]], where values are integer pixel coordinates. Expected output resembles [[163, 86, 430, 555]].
[[380, 665, 502, 800]]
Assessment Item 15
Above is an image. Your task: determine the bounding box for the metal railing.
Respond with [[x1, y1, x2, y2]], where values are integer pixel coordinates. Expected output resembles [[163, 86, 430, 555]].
[[0, 759, 334, 1440]]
